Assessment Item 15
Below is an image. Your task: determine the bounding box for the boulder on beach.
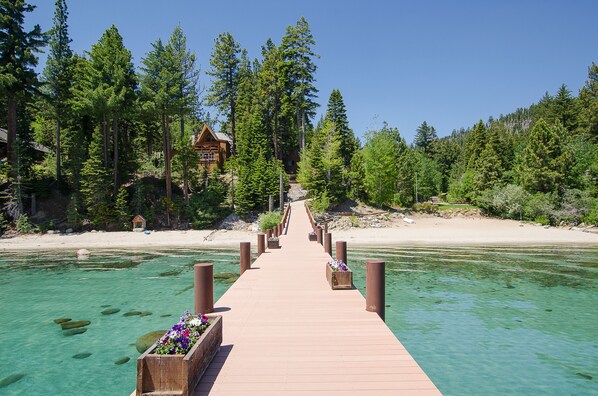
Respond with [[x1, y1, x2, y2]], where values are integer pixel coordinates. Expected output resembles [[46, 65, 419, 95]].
[[77, 249, 90, 259], [135, 330, 167, 353]]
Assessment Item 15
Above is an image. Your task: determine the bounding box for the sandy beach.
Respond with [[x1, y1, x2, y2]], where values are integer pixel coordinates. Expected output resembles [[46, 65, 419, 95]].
[[1, 215, 597, 251]]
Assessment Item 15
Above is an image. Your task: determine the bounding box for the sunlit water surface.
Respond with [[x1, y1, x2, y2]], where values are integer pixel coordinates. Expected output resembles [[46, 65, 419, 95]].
[[0, 246, 597, 395]]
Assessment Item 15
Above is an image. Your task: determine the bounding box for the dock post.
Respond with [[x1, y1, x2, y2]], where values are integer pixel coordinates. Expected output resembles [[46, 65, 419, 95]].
[[366, 260, 385, 321], [324, 223, 328, 233], [279, 223, 283, 235], [316, 226, 323, 245], [324, 232, 332, 255], [274, 226, 279, 237], [257, 233, 265, 256], [336, 241, 347, 264], [194, 263, 214, 314], [240, 242, 251, 275], [267, 229, 272, 239]]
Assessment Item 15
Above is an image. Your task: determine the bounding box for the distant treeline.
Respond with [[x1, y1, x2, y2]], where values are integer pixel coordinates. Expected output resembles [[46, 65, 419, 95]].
[[300, 66, 598, 226]]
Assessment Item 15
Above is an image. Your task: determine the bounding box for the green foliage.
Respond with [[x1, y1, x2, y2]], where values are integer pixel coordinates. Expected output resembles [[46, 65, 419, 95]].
[[414, 121, 438, 154], [347, 150, 366, 201], [477, 184, 527, 219], [0, 211, 7, 236], [113, 186, 129, 230], [412, 202, 439, 214], [309, 191, 331, 215], [189, 173, 229, 229], [15, 213, 34, 234], [80, 130, 111, 227], [325, 89, 356, 167], [414, 151, 442, 202], [523, 193, 554, 224], [258, 211, 282, 231], [66, 194, 82, 230], [520, 119, 570, 193]]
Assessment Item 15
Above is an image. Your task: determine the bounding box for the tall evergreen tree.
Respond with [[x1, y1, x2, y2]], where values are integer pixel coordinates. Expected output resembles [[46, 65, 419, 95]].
[[281, 17, 319, 151], [553, 84, 577, 132], [206, 32, 244, 153], [520, 119, 569, 193], [579, 63, 598, 139], [43, 0, 73, 184], [414, 121, 438, 154], [325, 89, 355, 167], [81, 129, 111, 227], [258, 39, 285, 160], [0, 0, 46, 173]]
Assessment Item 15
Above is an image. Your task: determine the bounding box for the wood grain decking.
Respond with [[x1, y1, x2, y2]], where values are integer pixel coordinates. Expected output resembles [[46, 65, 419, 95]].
[[192, 200, 441, 395]]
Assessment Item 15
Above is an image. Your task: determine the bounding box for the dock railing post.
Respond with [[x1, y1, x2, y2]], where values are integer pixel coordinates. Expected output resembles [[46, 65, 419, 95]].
[[324, 232, 332, 255], [257, 233, 265, 256], [366, 260, 385, 321], [240, 242, 251, 275], [267, 229, 272, 239], [316, 226, 323, 245], [336, 241, 347, 264], [274, 226, 279, 237], [194, 263, 214, 314]]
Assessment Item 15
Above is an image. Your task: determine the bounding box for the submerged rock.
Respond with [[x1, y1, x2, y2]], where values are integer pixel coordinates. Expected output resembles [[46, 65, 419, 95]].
[[214, 272, 238, 279], [123, 311, 142, 317], [64, 328, 87, 336], [61, 320, 91, 330], [101, 308, 120, 315], [114, 357, 130, 365], [72, 352, 92, 359], [576, 372, 592, 380], [53, 317, 72, 324], [160, 314, 172, 318], [135, 330, 167, 353], [100, 304, 111, 308], [139, 311, 152, 317], [0, 373, 25, 388], [159, 269, 182, 277]]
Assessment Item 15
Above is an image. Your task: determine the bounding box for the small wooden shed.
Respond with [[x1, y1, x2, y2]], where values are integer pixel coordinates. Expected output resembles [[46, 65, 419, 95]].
[[132, 215, 146, 231]]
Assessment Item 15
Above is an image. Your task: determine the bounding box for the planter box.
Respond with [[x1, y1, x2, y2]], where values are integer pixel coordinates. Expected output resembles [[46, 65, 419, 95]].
[[326, 265, 353, 290], [308, 233, 317, 241], [136, 315, 222, 396], [268, 239, 280, 249]]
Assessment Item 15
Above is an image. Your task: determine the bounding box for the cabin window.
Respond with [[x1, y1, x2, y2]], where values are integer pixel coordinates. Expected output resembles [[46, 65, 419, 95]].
[[203, 153, 209, 160], [209, 152, 215, 161]]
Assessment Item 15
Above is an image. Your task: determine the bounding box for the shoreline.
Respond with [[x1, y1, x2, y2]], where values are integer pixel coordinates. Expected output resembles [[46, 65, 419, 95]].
[[1, 215, 597, 251]]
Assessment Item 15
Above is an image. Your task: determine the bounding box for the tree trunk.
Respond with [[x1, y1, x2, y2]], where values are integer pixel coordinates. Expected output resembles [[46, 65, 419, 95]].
[[273, 116, 279, 160], [103, 113, 109, 167], [56, 116, 61, 186], [163, 111, 172, 226], [113, 116, 119, 194], [6, 94, 17, 177], [230, 101, 236, 155]]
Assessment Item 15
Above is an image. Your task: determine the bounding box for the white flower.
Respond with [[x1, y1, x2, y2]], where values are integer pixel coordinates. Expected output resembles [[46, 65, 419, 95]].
[[189, 318, 202, 327]]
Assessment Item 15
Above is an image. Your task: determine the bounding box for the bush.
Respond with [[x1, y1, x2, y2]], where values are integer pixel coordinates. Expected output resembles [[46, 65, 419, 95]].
[[479, 184, 527, 219], [524, 193, 554, 224], [310, 192, 331, 215], [412, 202, 439, 214], [551, 189, 595, 225], [0, 212, 7, 236], [259, 211, 282, 231], [584, 208, 598, 226], [16, 214, 35, 234], [189, 174, 229, 229]]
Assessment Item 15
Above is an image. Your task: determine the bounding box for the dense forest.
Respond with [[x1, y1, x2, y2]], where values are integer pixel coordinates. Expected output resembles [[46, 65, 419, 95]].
[[1, 1, 597, 236]]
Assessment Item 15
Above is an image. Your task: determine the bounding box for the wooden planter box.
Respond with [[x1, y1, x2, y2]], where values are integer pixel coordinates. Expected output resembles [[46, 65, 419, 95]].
[[308, 233, 317, 241], [136, 315, 222, 396], [326, 265, 353, 290], [268, 239, 280, 249]]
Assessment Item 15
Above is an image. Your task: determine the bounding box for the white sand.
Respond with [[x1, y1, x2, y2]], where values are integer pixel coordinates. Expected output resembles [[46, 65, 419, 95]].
[[1, 215, 596, 251]]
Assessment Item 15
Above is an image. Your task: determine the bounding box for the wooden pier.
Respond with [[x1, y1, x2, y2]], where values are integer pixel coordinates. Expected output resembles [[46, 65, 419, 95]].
[[190, 200, 441, 395]]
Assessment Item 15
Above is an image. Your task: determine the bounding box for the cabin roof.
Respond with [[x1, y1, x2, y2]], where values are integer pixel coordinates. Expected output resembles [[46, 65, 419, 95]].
[[195, 125, 232, 145], [0, 128, 51, 154]]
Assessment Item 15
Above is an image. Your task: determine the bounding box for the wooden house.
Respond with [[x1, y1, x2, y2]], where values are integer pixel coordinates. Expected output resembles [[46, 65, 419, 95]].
[[193, 125, 232, 170]]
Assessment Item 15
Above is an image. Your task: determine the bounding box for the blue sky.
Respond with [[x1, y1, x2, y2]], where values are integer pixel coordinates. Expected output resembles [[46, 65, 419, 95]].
[[27, 0, 598, 143]]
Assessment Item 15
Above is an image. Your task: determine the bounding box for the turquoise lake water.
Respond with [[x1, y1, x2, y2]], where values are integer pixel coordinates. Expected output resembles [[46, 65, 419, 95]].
[[0, 246, 597, 395]]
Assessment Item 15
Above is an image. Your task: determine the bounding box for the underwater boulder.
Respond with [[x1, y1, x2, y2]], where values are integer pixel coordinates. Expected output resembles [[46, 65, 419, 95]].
[[123, 311, 142, 317], [114, 357, 130, 365], [135, 330, 167, 353], [72, 352, 92, 359], [61, 321, 91, 330], [64, 328, 87, 336], [53, 317, 72, 324], [101, 308, 120, 315], [0, 373, 25, 388]]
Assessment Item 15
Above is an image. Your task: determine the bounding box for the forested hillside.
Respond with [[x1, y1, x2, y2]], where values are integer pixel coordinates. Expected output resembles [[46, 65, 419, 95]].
[[1, 1, 597, 236]]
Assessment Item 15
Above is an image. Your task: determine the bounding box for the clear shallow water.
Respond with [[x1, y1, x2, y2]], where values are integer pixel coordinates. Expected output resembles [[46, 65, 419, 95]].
[[345, 246, 598, 396], [0, 248, 243, 395], [1, 246, 597, 395]]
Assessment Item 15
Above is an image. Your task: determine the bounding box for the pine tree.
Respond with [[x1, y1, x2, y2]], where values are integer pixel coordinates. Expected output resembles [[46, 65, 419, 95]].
[[414, 121, 438, 154], [206, 32, 244, 154], [325, 89, 355, 168], [43, 0, 73, 184], [81, 129, 111, 227], [0, 0, 46, 174], [258, 39, 285, 160], [579, 63, 598, 139], [281, 17, 319, 151], [113, 186, 129, 230], [464, 120, 488, 169], [520, 119, 569, 193], [553, 84, 577, 132]]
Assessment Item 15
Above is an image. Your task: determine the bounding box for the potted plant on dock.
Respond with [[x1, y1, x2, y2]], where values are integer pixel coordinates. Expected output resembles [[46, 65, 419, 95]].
[[326, 259, 353, 290], [136, 311, 222, 396], [308, 231, 317, 241], [268, 236, 280, 249]]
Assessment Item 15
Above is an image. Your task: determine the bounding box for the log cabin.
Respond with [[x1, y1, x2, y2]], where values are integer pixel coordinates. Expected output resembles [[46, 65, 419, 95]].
[[193, 124, 232, 170]]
